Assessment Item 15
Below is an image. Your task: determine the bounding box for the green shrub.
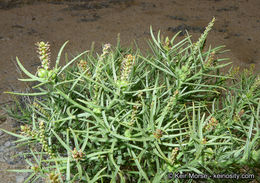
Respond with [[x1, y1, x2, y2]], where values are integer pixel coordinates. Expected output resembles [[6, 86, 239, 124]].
[[2, 18, 259, 183]]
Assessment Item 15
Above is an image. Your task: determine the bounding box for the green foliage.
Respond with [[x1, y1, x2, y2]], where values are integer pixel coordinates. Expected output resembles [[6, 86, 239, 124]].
[[2, 18, 259, 183]]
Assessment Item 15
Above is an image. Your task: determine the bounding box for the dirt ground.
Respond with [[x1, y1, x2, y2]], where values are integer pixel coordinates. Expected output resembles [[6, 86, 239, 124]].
[[0, 0, 259, 182], [0, 0, 259, 104]]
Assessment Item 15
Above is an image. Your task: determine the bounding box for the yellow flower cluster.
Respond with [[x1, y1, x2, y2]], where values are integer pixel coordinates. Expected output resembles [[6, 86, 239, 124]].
[[167, 90, 179, 110], [36, 41, 51, 70], [77, 59, 91, 76], [163, 36, 171, 51], [170, 147, 179, 165], [250, 75, 260, 93], [233, 109, 245, 121], [153, 129, 163, 139], [229, 66, 240, 78], [35, 41, 56, 80], [205, 117, 218, 131], [71, 147, 85, 161], [130, 105, 139, 126], [48, 172, 60, 183], [33, 101, 51, 120], [204, 51, 216, 68], [93, 43, 111, 102], [193, 17, 215, 54], [120, 54, 135, 83], [20, 121, 55, 160], [31, 165, 40, 172], [102, 43, 111, 55], [20, 125, 37, 137], [39, 121, 56, 158]]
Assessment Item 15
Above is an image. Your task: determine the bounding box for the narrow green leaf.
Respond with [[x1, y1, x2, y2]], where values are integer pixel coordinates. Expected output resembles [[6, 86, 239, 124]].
[[89, 167, 107, 183], [0, 128, 27, 139], [4, 91, 48, 96], [58, 50, 89, 75], [51, 129, 71, 152], [55, 41, 69, 69], [16, 57, 41, 80], [130, 149, 150, 183]]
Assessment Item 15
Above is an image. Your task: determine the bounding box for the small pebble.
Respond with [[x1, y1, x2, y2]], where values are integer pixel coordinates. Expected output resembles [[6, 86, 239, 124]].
[[16, 175, 25, 183], [0, 130, 3, 136], [0, 153, 4, 162], [4, 141, 11, 147], [8, 160, 16, 165]]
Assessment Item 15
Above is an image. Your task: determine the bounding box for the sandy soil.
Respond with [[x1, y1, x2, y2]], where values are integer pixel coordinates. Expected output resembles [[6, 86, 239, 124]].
[[0, 0, 259, 104], [0, 0, 259, 182]]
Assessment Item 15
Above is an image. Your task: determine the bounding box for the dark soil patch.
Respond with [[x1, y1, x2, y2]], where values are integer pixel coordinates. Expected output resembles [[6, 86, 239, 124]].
[[62, 1, 109, 11], [216, 6, 239, 12], [11, 25, 24, 29], [167, 24, 205, 36], [166, 15, 187, 21], [80, 14, 100, 22]]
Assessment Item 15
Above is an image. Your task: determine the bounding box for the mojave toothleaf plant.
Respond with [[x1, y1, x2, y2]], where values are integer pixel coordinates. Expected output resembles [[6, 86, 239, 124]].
[[2, 18, 259, 183]]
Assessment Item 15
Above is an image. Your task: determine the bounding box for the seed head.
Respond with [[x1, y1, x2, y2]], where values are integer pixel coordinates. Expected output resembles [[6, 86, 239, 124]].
[[250, 75, 260, 92], [238, 109, 245, 118], [193, 17, 215, 54], [36, 41, 51, 70], [204, 51, 216, 68], [205, 117, 218, 131], [153, 129, 163, 139], [170, 147, 179, 164], [71, 148, 85, 161], [102, 43, 111, 55], [48, 172, 60, 183], [120, 54, 135, 82], [230, 66, 240, 78], [78, 59, 91, 76]]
